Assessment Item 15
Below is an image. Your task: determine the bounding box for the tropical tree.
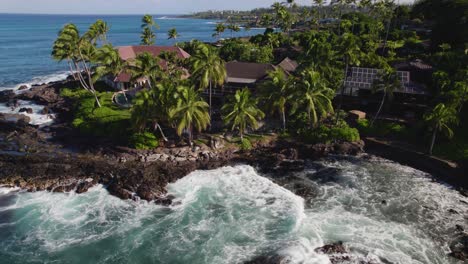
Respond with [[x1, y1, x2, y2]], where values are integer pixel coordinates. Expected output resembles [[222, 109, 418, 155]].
[[260, 68, 293, 131], [85, 19, 109, 45], [227, 23, 241, 38], [424, 103, 458, 155], [168, 28, 180, 40], [222, 88, 265, 140], [132, 78, 179, 141], [295, 70, 335, 128], [190, 43, 226, 118], [93, 44, 129, 99], [141, 15, 159, 45], [128, 52, 162, 88], [335, 33, 362, 118], [371, 69, 401, 126], [213, 23, 226, 40], [169, 86, 210, 145], [93, 44, 127, 82], [52, 23, 102, 107], [314, 0, 325, 22]]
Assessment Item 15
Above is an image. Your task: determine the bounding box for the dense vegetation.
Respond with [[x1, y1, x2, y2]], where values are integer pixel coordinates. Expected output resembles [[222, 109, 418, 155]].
[[52, 0, 468, 161]]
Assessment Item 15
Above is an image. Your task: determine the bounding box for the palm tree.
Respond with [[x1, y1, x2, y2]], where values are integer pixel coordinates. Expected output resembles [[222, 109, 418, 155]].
[[190, 43, 226, 118], [371, 69, 401, 126], [93, 44, 127, 82], [314, 0, 325, 22], [424, 103, 458, 155], [213, 23, 226, 41], [260, 68, 292, 131], [169, 86, 210, 145], [222, 88, 265, 140], [85, 19, 109, 45], [132, 78, 179, 141], [128, 52, 161, 89], [227, 23, 241, 38], [52, 23, 102, 107], [296, 69, 335, 128], [141, 15, 159, 45], [336, 33, 362, 120], [168, 28, 180, 40]]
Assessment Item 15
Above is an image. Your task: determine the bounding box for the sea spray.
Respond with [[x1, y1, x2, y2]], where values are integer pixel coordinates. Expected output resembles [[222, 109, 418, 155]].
[[0, 159, 466, 264]]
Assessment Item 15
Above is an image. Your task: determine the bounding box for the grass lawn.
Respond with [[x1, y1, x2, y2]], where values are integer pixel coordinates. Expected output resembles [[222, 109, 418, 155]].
[[61, 87, 132, 142]]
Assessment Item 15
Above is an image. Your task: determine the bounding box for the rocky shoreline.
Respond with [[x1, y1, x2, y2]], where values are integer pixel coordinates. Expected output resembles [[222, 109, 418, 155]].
[[0, 79, 365, 204], [1, 79, 467, 262]]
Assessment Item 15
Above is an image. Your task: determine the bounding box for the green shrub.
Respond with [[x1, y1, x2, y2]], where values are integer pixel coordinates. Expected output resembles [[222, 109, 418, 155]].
[[299, 123, 360, 144], [356, 119, 408, 138], [65, 89, 132, 142], [130, 132, 159, 150], [240, 138, 252, 151]]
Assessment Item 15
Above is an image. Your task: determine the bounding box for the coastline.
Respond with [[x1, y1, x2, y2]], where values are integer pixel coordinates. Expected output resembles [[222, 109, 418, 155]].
[[1, 78, 466, 201]]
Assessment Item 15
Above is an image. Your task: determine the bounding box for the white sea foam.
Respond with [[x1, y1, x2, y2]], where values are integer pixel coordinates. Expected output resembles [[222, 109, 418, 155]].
[[0, 161, 465, 264], [0, 71, 69, 92], [0, 71, 69, 126]]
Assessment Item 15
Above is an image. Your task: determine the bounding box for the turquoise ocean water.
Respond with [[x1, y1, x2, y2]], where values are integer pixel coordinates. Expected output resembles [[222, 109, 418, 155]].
[[0, 14, 264, 90]]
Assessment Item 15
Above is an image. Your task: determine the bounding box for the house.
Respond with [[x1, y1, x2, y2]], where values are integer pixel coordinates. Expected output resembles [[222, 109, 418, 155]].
[[343, 67, 427, 97], [106, 46, 191, 90], [222, 58, 298, 95], [222, 61, 276, 95], [277, 57, 299, 73], [393, 59, 433, 85]]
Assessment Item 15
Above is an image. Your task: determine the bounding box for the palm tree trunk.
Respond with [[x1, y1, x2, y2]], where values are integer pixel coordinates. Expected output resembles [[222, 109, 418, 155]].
[[382, 19, 391, 55], [209, 80, 213, 119], [429, 128, 437, 155], [371, 91, 386, 126], [155, 123, 168, 142], [335, 56, 349, 124], [92, 91, 102, 108], [282, 109, 286, 131]]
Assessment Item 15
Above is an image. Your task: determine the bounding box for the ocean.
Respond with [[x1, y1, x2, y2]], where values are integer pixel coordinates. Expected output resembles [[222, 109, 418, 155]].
[[0, 157, 466, 263], [0, 14, 264, 91]]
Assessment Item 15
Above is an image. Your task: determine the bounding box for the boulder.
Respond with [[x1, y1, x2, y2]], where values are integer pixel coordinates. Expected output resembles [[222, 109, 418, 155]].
[[19, 107, 33, 114], [0, 113, 31, 124], [18, 85, 28, 91], [210, 136, 225, 150], [0, 90, 16, 103], [348, 110, 366, 120], [40, 106, 49, 115], [315, 242, 347, 255]]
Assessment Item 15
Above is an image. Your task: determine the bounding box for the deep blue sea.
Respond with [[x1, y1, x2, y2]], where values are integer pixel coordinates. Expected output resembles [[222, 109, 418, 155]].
[[0, 14, 264, 90]]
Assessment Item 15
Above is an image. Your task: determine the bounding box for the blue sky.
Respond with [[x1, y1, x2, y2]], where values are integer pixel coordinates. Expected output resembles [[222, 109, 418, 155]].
[[1, 0, 415, 14]]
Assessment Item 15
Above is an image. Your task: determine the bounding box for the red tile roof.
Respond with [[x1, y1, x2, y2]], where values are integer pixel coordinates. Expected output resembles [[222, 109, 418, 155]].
[[117, 46, 191, 61], [114, 46, 191, 83]]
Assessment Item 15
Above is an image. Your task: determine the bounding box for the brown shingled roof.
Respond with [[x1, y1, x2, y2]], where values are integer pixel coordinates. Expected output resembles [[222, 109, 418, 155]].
[[226, 61, 276, 84], [277, 57, 298, 73]]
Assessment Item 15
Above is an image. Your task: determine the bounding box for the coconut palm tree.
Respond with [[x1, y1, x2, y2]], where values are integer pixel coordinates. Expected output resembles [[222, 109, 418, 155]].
[[169, 86, 210, 145], [128, 52, 161, 89], [424, 103, 458, 155], [190, 43, 226, 118], [141, 15, 159, 45], [222, 88, 265, 140], [335, 33, 362, 120], [52, 23, 102, 107], [296, 69, 335, 127], [371, 69, 400, 126], [260, 68, 293, 131], [213, 23, 226, 41], [314, 0, 325, 22], [168, 28, 180, 40], [132, 78, 179, 141], [85, 19, 109, 45], [227, 23, 241, 38], [93, 44, 127, 82]]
